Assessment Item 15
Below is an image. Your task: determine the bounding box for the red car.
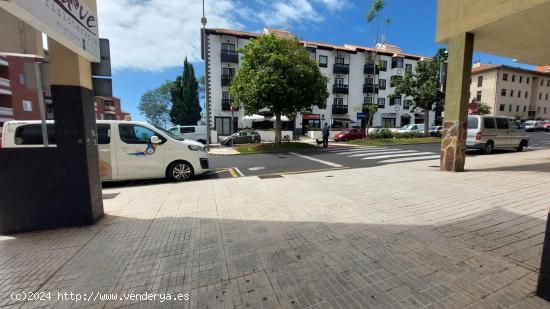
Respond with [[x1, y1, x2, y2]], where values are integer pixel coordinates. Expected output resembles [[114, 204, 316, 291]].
[[334, 128, 366, 142]]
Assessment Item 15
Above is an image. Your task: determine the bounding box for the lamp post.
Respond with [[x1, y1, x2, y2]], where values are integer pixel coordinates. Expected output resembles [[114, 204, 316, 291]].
[[201, 0, 211, 150]]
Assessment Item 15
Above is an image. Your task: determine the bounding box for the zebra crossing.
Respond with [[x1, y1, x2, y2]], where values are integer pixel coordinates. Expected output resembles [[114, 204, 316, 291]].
[[322, 145, 440, 165]]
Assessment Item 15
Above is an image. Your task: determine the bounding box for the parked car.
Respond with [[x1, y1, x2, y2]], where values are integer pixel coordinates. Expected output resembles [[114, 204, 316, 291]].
[[2, 120, 209, 182], [168, 125, 207, 144], [466, 115, 529, 154], [544, 121, 550, 132], [221, 130, 261, 145], [522, 120, 546, 132], [429, 126, 443, 134], [399, 124, 425, 133], [334, 128, 366, 141]]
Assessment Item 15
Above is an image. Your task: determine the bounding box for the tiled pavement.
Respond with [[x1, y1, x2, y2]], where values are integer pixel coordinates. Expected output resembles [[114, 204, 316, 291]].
[[1, 150, 550, 308]]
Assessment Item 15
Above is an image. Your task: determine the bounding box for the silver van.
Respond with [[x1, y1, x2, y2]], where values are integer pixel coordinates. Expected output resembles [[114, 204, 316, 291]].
[[466, 115, 529, 154]]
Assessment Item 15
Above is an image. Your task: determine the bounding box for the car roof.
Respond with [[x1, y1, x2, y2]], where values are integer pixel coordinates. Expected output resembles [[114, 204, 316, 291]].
[[5, 120, 150, 125]]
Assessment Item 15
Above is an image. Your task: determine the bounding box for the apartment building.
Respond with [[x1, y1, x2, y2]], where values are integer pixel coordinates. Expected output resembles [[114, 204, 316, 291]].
[[470, 63, 550, 120], [94, 96, 130, 121], [203, 28, 435, 137]]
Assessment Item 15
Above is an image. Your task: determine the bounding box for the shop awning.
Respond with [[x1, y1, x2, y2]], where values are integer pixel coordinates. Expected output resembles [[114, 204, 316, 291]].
[[332, 117, 355, 123]]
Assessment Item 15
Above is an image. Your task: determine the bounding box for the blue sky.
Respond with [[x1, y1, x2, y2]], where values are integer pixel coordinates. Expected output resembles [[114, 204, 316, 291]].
[[100, 0, 533, 121]]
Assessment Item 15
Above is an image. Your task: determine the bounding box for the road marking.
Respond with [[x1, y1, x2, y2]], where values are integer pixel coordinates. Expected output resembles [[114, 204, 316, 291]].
[[348, 150, 417, 157], [257, 167, 349, 178], [340, 148, 401, 155], [326, 147, 378, 153], [234, 167, 245, 177], [288, 152, 343, 168], [379, 155, 441, 163], [361, 152, 435, 160], [228, 168, 238, 178]]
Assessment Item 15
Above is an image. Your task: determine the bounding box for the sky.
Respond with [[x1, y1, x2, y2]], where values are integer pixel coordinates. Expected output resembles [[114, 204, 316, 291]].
[[97, 0, 534, 121]]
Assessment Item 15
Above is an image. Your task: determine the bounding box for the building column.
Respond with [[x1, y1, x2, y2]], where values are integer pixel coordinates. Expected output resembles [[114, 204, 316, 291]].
[[537, 212, 550, 300], [440, 32, 474, 172]]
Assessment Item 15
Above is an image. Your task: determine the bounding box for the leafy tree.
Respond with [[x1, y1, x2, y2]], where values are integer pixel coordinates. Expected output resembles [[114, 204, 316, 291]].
[[478, 102, 492, 115], [138, 82, 172, 128], [170, 58, 202, 125], [364, 104, 378, 139], [230, 34, 329, 143], [393, 48, 447, 136]]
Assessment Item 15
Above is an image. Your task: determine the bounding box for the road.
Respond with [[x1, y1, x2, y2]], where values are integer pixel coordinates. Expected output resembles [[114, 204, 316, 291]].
[[207, 131, 550, 180]]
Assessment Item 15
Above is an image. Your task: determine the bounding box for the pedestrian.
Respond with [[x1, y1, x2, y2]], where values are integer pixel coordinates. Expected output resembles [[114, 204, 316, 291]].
[[322, 122, 330, 148]]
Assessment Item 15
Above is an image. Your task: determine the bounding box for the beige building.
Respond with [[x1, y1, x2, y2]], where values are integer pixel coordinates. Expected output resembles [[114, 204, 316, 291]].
[[470, 63, 550, 120]]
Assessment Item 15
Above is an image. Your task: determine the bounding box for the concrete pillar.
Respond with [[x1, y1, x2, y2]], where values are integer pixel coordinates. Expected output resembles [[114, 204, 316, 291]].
[[440, 32, 474, 172], [537, 212, 550, 301]]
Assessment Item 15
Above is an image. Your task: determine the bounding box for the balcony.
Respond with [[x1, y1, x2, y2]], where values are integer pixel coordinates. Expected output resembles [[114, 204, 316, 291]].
[[332, 105, 348, 115], [333, 63, 349, 74], [363, 84, 379, 94], [332, 84, 349, 94], [0, 107, 14, 116], [46, 113, 54, 120], [222, 99, 239, 111], [0, 78, 10, 88], [221, 74, 233, 86], [221, 50, 239, 63], [105, 105, 115, 111], [363, 64, 380, 75]]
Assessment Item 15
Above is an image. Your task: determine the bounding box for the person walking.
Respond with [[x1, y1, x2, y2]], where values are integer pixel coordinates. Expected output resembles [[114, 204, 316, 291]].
[[322, 123, 330, 148]]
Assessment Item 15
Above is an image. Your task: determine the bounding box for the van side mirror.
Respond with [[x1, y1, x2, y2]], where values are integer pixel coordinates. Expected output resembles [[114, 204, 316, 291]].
[[151, 136, 162, 144]]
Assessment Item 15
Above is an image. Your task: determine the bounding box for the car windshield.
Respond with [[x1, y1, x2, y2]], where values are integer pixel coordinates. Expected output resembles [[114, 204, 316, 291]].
[[524, 121, 536, 125], [153, 125, 184, 141]]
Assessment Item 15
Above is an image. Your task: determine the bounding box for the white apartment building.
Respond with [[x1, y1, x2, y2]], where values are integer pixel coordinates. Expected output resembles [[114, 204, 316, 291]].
[[203, 28, 435, 137], [470, 63, 550, 120]]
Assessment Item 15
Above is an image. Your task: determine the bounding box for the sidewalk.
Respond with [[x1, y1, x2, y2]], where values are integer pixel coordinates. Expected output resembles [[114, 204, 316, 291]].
[[208, 145, 240, 156], [1, 149, 550, 308]]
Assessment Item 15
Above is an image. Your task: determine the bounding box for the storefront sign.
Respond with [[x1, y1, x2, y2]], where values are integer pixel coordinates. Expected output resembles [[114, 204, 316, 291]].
[[0, 0, 100, 62], [302, 114, 320, 120], [356, 112, 368, 120]]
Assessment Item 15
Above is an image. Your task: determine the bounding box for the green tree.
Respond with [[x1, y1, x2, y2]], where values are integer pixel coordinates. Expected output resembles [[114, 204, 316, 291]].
[[138, 82, 172, 128], [393, 48, 447, 136], [230, 34, 329, 143], [478, 102, 492, 115], [170, 58, 202, 125], [364, 104, 378, 139]]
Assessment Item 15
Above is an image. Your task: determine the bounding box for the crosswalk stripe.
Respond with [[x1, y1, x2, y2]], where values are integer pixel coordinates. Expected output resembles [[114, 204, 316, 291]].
[[361, 152, 435, 160], [379, 155, 441, 163], [339, 148, 400, 155], [325, 147, 371, 153], [349, 150, 417, 158]]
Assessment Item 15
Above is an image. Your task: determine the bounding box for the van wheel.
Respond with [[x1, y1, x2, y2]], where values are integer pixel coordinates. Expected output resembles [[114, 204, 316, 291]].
[[517, 140, 527, 152], [167, 161, 194, 182], [483, 141, 494, 155]]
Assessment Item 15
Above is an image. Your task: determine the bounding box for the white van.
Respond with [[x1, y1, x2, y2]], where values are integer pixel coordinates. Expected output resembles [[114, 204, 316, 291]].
[[168, 125, 207, 144], [466, 115, 529, 154], [399, 124, 425, 133], [1, 120, 210, 182], [522, 120, 545, 132]]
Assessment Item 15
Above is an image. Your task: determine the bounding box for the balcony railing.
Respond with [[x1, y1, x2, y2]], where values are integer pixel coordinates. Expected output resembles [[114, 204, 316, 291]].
[[221, 74, 233, 86], [46, 113, 54, 120], [332, 105, 348, 115], [222, 99, 239, 111], [105, 105, 115, 111], [363, 84, 379, 94], [332, 84, 349, 94], [0, 107, 14, 116], [43, 90, 51, 97], [363, 64, 380, 75], [221, 50, 239, 63], [0, 78, 10, 88], [333, 63, 349, 74]]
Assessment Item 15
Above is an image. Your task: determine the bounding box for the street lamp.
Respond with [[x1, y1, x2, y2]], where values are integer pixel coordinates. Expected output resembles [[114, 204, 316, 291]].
[[201, 0, 211, 151]]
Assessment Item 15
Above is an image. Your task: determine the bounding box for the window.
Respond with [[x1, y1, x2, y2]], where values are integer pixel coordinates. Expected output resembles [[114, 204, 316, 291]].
[[546, 94, 549, 101], [391, 57, 404, 69], [502, 73, 508, 81], [511, 75, 515, 82], [335, 57, 344, 64], [390, 75, 402, 87], [516, 105, 520, 112], [483, 118, 496, 129], [509, 119, 521, 130], [319, 55, 328, 68], [364, 96, 373, 104], [215, 117, 234, 135], [222, 91, 231, 100], [221, 43, 235, 51], [97, 124, 111, 145], [405, 64, 413, 74], [525, 91, 529, 98], [508, 105, 512, 112], [22, 100, 32, 111], [334, 78, 343, 85], [19, 74, 25, 85], [499, 104, 505, 111], [333, 97, 344, 106], [496, 118, 509, 129], [548, 80, 550, 87], [524, 106, 527, 113], [510, 90, 514, 97], [476, 91, 482, 102], [309, 52, 316, 61], [379, 79, 386, 90], [377, 98, 385, 108], [222, 67, 235, 76], [403, 100, 411, 109], [180, 127, 195, 134], [379, 60, 388, 71], [527, 77, 530, 84], [538, 107, 541, 113], [119, 124, 161, 144], [14, 124, 56, 145], [365, 77, 374, 85], [519, 76, 523, 83], [501, 89, 507, 96], [541, 79, 544, 86], [468, 117, 479, 129], [390, 97, 401, 106], [540, 93, 543, 100], [518, 90, 521, 98], [382, 118, 396, 128], [477, 76, 483, 87]]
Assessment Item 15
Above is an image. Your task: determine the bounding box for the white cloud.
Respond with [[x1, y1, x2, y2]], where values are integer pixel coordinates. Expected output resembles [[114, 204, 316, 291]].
[[97, 0, 241, 71], [96, 0, 346, 71]]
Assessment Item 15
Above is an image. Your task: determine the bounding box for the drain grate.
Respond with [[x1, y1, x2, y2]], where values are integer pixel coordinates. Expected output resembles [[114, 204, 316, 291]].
[[102, 193, 120, 200], [258, 175, 283, 179]]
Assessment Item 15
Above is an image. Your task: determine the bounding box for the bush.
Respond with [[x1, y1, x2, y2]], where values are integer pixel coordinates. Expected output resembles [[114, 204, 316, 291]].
[[367, 129, 440, 140]]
